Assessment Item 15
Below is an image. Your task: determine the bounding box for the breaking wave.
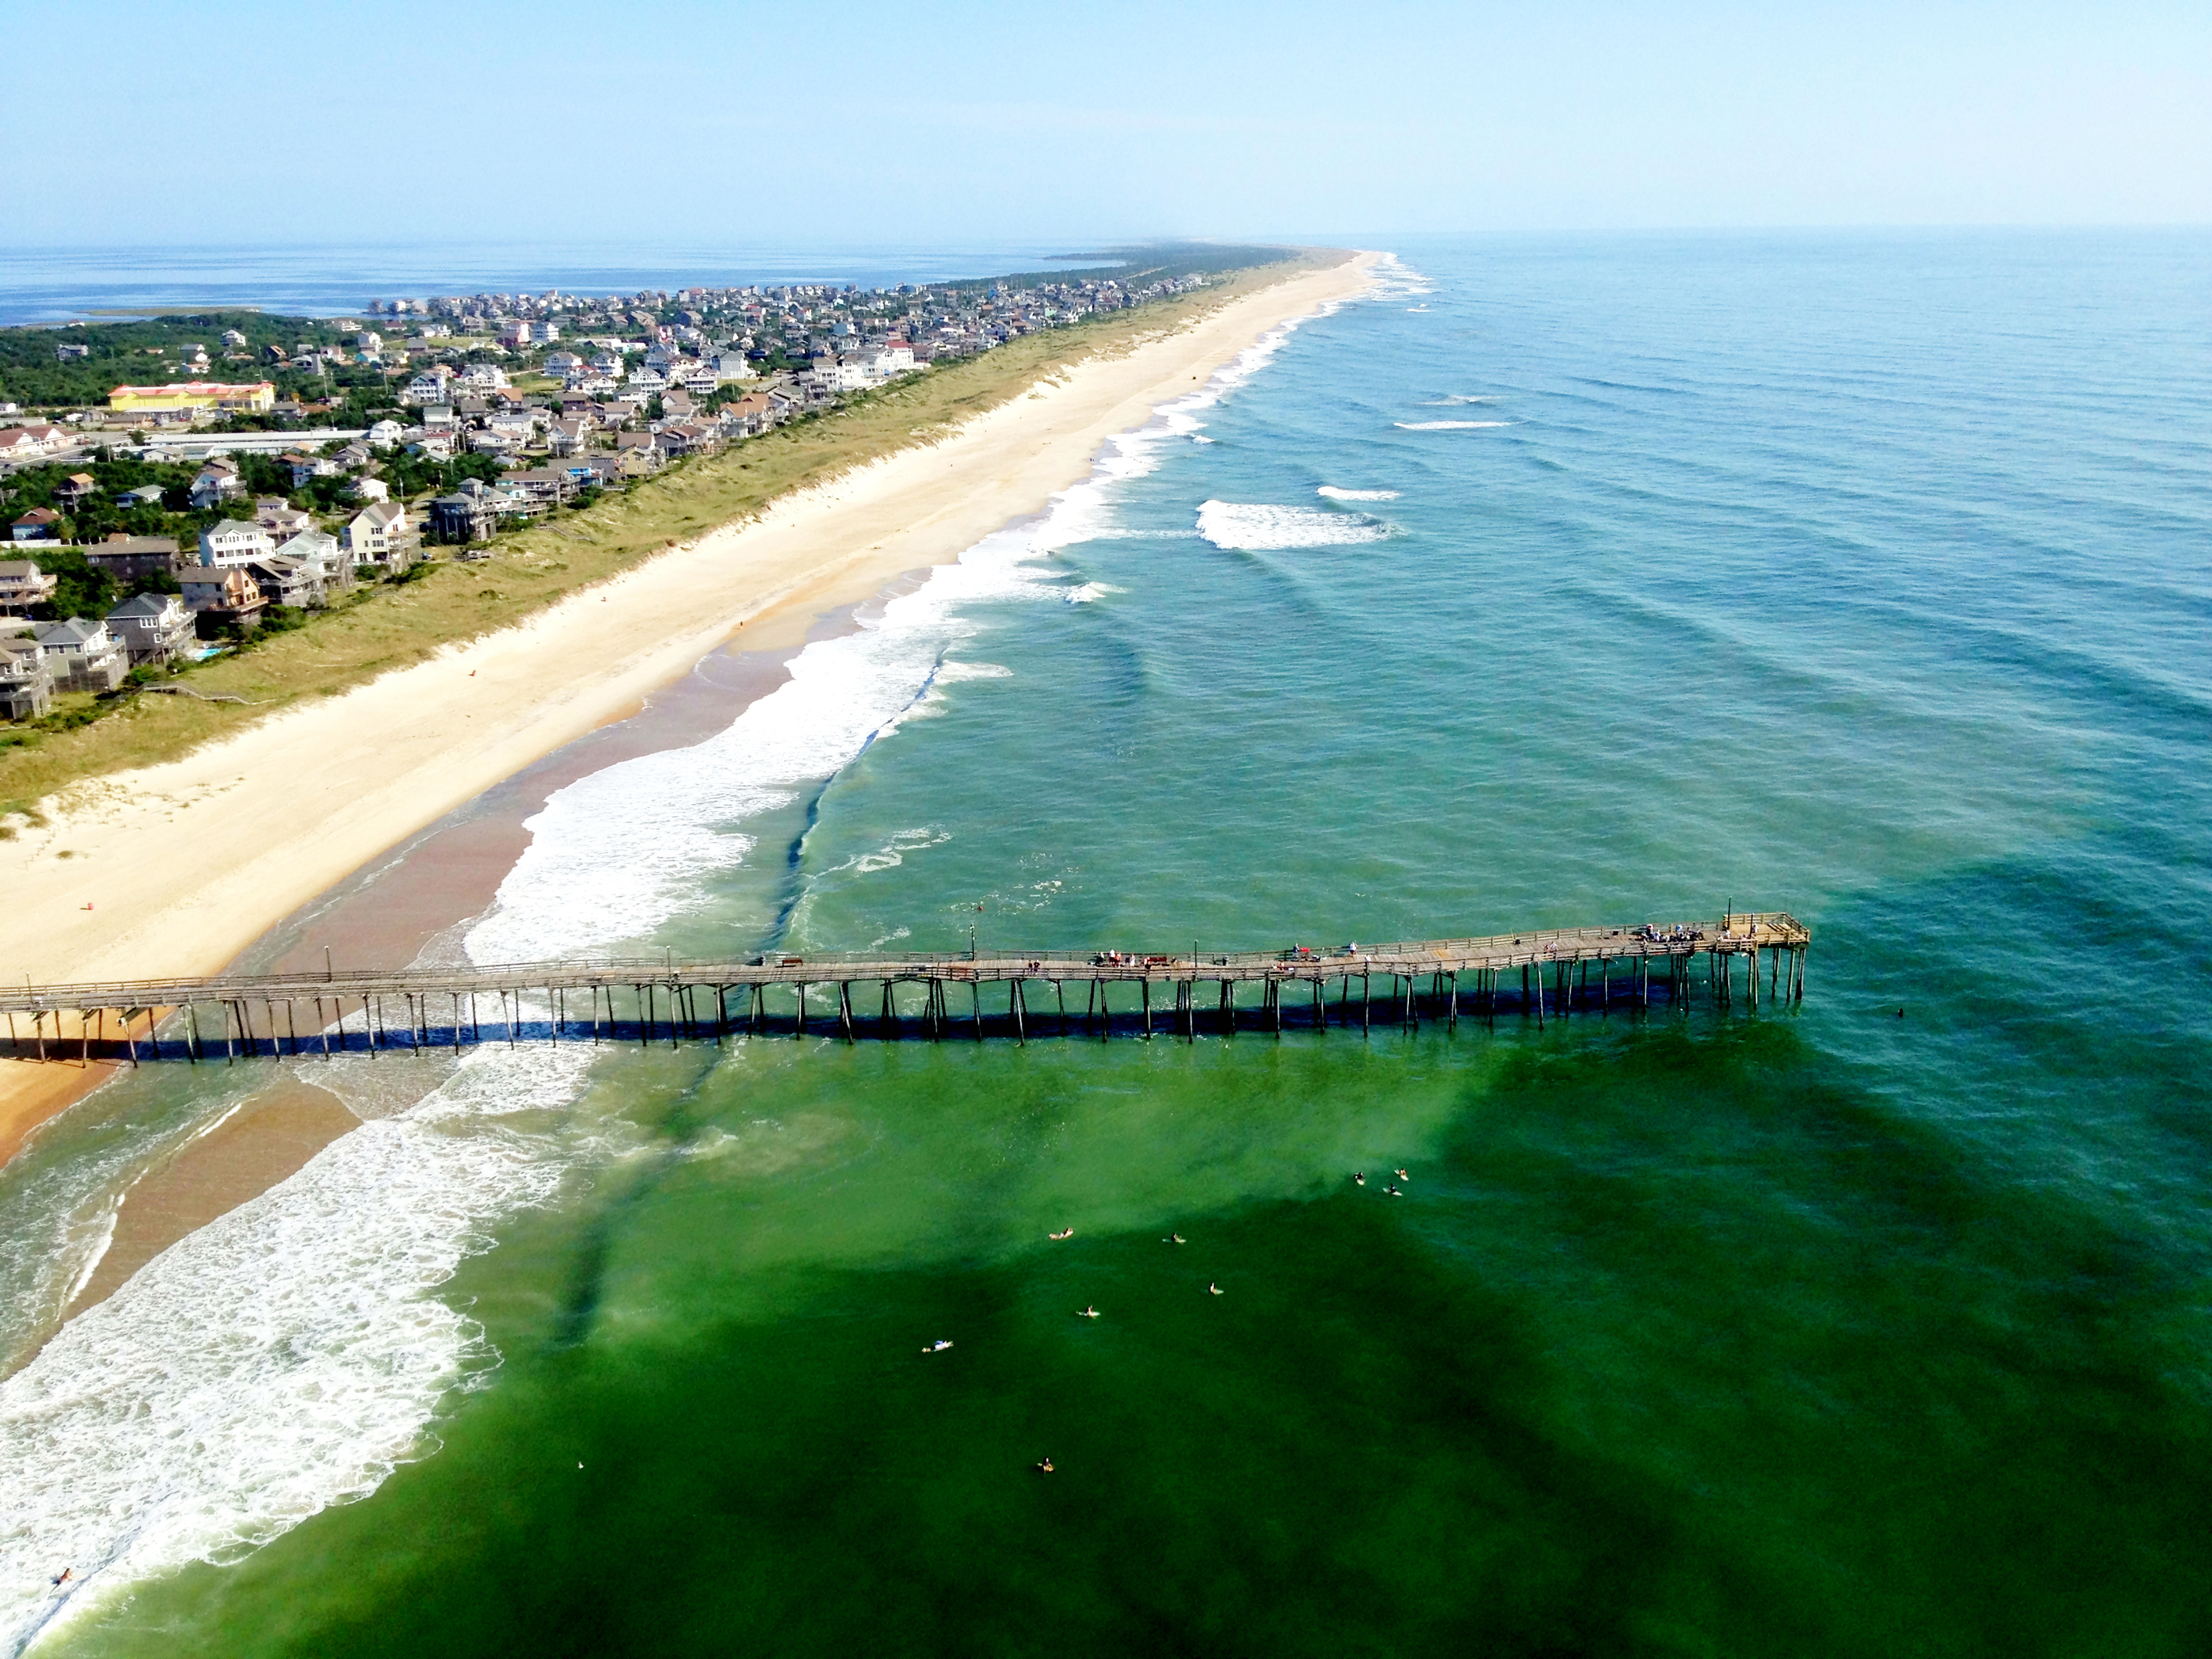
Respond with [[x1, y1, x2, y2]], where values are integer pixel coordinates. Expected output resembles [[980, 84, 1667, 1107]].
[[1196, 501, 1394, 550]]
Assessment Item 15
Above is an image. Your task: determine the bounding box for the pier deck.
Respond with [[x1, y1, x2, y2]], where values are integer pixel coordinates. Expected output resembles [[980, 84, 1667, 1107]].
[[2, 913, 1809, 1062]]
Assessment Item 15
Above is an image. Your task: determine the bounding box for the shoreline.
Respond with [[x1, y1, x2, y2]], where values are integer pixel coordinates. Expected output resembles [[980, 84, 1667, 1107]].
[[0, 249, 1379, 1165], [36, 601, 892, 1331]]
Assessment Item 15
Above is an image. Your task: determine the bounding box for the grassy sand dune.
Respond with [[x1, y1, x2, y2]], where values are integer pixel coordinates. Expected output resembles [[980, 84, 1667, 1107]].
[[1, 259, 1333, 825]]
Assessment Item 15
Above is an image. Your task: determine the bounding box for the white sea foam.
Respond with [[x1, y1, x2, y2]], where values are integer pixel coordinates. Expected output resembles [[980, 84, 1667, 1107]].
[[1316, 487, 1400, 502], [472, 278, 1329, 960], [833, 829, 949, 879], [1394, 420, 1511, 430], [0, 247, 1348, 1656], [1363, 251, 1434, 302], [0, 1040, 589, 1656], [1422, 395, 1499, 406], [1062, 582, 1123, 603], [1196, 501, 1393, 551]]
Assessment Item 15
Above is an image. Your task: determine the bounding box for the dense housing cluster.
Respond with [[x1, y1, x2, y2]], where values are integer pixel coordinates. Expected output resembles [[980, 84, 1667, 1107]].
[[0, 245, 1287, 731]]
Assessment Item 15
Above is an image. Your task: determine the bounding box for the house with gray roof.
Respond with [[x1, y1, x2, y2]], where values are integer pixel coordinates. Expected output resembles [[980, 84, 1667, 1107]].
[[107, 592, 195, 666], [34, 617, 129, 692], [1, 630, 52, 720]]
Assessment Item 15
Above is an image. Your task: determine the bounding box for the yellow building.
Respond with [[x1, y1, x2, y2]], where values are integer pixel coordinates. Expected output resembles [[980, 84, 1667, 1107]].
[[108, 381, 277, 414]]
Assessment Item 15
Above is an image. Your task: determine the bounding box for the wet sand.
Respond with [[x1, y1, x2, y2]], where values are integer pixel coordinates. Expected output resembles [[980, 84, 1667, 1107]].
[[68, 1079, 361, 1314], [19, 587, 894, 1308]]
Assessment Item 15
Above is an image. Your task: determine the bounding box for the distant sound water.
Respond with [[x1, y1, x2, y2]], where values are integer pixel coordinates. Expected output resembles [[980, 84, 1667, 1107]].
[[0, 240, 1095, 326], [3, 231, 2209, 1658]]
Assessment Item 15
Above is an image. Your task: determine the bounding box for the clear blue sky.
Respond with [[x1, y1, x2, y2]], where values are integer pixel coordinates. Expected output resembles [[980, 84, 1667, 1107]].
[[5, 0, 2206, 246]]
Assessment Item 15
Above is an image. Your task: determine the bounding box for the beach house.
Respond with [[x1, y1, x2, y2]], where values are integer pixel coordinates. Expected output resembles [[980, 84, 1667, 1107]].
[[105, 592, 196, 666], [284, 450, 340, 489], [179, 566, 265, 633], [189, 459, 243, 509], [275, 528, 350, 593], [253, 498, 312, 538], [0, 559, 60, 611], [428, 479, 504, 545], [10, 509, 62, 543], [32, 617, 129, 692], [343, 501, 408, 564], [84, 535, 183, 585], [245, 554, 324, 610], [1, 632, 52, 720], [200, 519, 276, 568], [0, 425, 68, 458]]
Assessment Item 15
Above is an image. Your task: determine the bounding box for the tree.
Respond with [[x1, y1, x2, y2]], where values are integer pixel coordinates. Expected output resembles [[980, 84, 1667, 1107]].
[[28, 548, 116, 621]]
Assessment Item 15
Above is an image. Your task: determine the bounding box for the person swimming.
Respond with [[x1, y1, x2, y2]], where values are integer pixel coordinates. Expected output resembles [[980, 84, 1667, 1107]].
[[1048, 1229, 1074, 1241], [923, 1339, 954, 1353], [50, 1568, 72, 1589], [1168, 1233, 1185, 1245], [1079, 1305, 1100, 1318]]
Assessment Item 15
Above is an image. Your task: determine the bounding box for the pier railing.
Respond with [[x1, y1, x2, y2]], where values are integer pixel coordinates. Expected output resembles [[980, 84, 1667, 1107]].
[[1, 913, 1808, 1063]]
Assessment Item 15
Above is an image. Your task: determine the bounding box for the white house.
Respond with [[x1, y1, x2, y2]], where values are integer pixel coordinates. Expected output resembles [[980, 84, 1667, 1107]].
[[189, 460, 243, 510], [275, 528, 350, 592], [0, 424, 67, 458], [0, 559, 60, 610], [199, 519, 276, 568], [343, 501, 408, 563]]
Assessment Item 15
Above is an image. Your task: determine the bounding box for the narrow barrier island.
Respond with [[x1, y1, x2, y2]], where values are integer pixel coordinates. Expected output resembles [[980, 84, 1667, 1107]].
[[3, 913, 1808, 1061]]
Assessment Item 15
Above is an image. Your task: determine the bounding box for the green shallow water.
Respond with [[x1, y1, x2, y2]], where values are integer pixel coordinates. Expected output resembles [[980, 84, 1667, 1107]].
[[9, 231, 2212, 1655], [79, 1021, 2212, 1656]]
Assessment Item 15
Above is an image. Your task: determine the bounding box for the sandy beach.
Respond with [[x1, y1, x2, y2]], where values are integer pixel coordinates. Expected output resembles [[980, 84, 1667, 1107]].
[[0, 250, 1377, 1164]]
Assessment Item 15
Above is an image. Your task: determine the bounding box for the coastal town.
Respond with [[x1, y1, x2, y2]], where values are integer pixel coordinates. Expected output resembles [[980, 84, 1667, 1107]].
[[1, 259, 1226, 725]]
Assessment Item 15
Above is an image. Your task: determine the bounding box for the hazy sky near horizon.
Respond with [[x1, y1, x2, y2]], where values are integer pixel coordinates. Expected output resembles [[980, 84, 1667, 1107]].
[[5, 0, 2207, 247]]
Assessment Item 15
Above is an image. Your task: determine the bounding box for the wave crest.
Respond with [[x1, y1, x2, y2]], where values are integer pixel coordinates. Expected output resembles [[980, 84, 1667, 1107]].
[[1197, 501, 1392, 550]]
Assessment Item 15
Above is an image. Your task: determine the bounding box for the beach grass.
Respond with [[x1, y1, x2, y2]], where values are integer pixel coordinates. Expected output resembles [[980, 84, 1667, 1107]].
[[0, 257, 1328, 822]]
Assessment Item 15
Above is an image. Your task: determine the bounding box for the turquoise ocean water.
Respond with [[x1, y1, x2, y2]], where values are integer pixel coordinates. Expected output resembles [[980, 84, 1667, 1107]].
[[3, 231, 2210, 1655]]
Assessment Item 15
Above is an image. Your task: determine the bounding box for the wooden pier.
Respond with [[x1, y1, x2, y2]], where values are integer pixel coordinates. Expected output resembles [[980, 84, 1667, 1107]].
[[0, 914, 1808, 1064]]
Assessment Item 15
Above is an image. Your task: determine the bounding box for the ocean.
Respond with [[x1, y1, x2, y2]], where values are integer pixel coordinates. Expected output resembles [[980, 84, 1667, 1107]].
[[3, 229, 2210, 1656]]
